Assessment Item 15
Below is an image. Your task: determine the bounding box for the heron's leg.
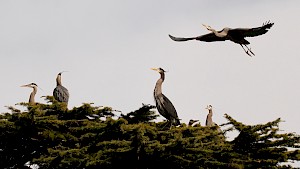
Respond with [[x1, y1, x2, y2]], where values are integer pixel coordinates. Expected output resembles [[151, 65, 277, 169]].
[[161, 121, 170, 129], [240, 44, 252, 57], [244, 45, 255, 56]]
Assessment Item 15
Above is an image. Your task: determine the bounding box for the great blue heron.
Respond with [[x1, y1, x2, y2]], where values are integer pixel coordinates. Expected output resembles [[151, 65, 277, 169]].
[[188, 119, 199, 127], [151, 67, 180, 126], [169, 21, 274, 56], [205, 105, 222, 132], [21, 83, 38, 105], [53, 72, 69, 105]]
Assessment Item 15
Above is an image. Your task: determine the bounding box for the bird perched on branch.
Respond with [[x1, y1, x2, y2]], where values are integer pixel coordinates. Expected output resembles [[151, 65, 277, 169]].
[[205, 105, 222, 132], [21, 83, 38, 105], [188, 119, 199, 127], [53, 72, 69, 105], [151, 67, 180, 127], [169, 21, 274, 56]]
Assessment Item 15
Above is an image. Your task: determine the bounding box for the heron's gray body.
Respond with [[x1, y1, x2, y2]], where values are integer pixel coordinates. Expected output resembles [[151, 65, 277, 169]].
[[53, 72, 69, 104], [53, 85, 69, 103]]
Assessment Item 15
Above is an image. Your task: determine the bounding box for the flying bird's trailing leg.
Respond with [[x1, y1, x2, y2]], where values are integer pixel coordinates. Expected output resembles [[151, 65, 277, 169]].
[[240, 44, 255, 57]]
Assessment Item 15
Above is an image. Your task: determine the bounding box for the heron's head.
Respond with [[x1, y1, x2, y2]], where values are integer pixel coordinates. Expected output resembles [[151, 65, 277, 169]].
[[21, 83, 38, 88], [189, 119, 199, 124], [205, 105, 213, 111], [202, 24, 213, 31], [151, 67, 166, 74], [58, 71, 69, 76]]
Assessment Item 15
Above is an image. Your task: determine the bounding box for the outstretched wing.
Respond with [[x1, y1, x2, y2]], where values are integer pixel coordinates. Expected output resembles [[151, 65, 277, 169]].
[[169, 34, 197, 41], [229, 21, 274, 38], [169, 33, 227, 42]]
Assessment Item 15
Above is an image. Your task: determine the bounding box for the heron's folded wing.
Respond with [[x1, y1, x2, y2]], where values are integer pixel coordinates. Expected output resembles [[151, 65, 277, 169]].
[[160, 94, 179, 120]]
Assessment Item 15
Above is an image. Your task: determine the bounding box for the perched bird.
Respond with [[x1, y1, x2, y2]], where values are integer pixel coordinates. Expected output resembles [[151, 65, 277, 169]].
[[205, 105, 222, 132], [21, 83, 38, 105], [53, 72, 69, 105], [151, 67, 180, 126], [169, 21, 274, 56], [188, 119, 199, 127]]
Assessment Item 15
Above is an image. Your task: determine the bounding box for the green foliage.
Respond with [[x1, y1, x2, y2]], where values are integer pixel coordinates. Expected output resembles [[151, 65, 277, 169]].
[[0, 97, 299, 168]]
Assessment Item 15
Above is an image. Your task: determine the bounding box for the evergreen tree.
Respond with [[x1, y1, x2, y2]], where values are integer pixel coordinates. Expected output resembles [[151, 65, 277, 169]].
[[0, 97, 299, 168]]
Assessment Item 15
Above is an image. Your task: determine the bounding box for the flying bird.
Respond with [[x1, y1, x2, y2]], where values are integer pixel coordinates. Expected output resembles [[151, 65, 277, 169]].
[[21, 83, 38, 105], [205, 105, 222, 132], [151, 67, 180, 127], [169, 21, 274, 56], [53, 72, 69, 105]]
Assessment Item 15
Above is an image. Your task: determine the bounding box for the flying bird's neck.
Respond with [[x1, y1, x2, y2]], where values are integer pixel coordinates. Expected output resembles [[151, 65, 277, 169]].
[[210, 27, 228, 37]]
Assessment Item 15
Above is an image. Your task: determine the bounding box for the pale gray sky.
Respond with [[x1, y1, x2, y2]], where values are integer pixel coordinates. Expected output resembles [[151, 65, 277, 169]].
[[1, 1, 300, 144]]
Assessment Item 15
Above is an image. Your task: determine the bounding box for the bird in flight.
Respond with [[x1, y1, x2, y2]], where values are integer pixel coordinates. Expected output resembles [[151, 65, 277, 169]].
[[169, 21, 274, 57]]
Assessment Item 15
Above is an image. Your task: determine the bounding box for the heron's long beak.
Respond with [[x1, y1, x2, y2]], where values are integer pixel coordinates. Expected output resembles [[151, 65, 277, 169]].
[[151, 68, 158, 71], [20, 84, 30, 88], [59, 71, 69, 74], [202, 24, 209, 30]]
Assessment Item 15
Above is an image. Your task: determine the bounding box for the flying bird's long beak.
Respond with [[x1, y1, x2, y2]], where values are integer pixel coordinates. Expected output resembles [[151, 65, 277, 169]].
[[202, 24, 209, 30], [151, 68, 158, 71]]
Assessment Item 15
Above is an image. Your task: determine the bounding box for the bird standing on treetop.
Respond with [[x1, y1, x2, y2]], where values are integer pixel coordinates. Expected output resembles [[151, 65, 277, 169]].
[[53, 72, 69, 105], [169, 21, 274, 57], [21, 83, 38, 105], [205, 105, 222, 133], [151, 67, 180, 127]]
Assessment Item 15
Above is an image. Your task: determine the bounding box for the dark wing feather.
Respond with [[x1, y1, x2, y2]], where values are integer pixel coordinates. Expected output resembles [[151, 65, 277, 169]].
[[155, 94, 180, 125], [169, 33, 226, 42], [195, 32, 227, 42], [229, 21, 274, 38], [169, 34, 197, 41], [53, 85, 69, 103]]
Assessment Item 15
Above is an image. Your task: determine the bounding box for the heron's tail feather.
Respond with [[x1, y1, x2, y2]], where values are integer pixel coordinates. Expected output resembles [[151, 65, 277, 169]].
[[169, 34, 196, 42]]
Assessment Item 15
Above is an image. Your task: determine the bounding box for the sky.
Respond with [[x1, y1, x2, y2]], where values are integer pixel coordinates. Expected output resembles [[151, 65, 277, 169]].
[[0, 0, 300, 151]]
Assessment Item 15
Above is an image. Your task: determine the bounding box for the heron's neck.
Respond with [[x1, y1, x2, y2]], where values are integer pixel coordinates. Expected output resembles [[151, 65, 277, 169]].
[[154, 73, 165, 95], [56, 75, 62, 86], [209, 109, 213, 116], [210, 28, 227, 37], [29, 87, 37, 104], [206, 110, 213, 126]]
